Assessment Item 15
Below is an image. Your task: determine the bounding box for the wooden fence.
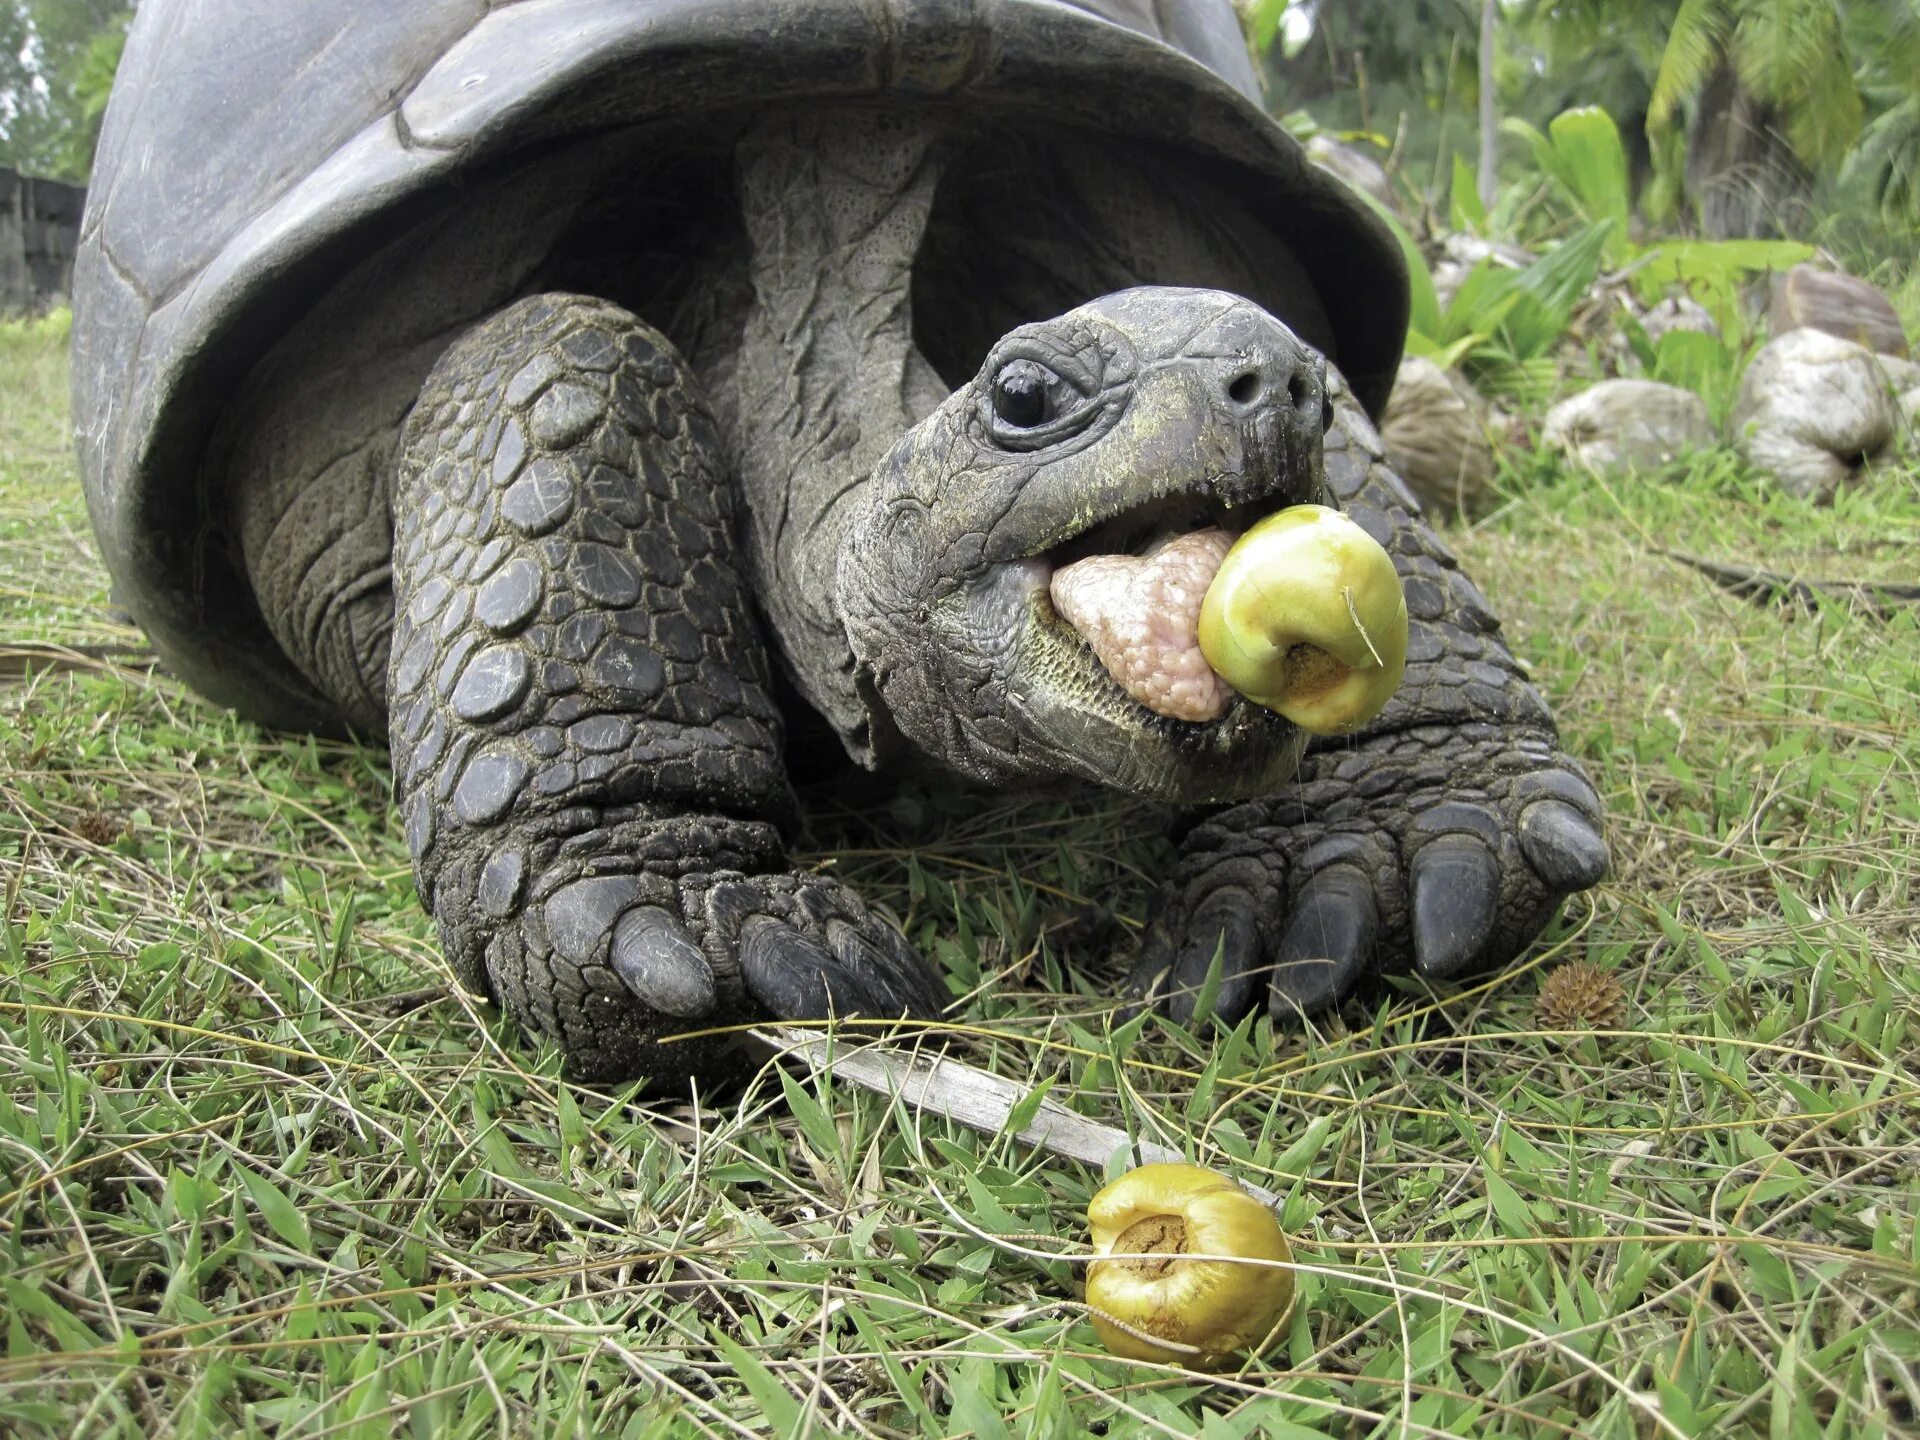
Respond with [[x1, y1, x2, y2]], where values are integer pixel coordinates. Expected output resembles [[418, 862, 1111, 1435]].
[[0, 167, 86, 314]]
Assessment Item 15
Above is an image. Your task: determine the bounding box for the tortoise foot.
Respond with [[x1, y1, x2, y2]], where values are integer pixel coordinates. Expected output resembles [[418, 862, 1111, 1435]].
[[383, 291, 946, 1078], [1128, 729, 1608, 1027], [452, 819, 944, 1082]]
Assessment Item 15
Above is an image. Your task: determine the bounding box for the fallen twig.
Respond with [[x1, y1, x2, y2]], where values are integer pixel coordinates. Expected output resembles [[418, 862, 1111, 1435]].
[[751, 1025, 1280, 1207], [1659, 549, 1920, 619]]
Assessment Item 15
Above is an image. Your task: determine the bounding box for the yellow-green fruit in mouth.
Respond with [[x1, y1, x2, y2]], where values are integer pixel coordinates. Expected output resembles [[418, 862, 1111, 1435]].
[[1085, 1162, 1296, 1370], [1197, 504, 1408, 735]]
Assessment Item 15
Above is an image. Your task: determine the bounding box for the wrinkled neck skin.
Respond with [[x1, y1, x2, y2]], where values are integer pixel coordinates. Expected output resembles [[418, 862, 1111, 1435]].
[[718, 109, 951, 762]]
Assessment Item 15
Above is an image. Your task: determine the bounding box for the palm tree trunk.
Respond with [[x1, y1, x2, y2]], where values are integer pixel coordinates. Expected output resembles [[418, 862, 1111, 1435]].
[[1477, 0, 1497, 213], [1685, 58, 1812, 238]]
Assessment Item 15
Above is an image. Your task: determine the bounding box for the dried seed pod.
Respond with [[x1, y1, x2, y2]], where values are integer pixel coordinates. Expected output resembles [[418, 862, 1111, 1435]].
[[1534, 961, 1626, 1035], [1085, 1163, 1295, 1369]]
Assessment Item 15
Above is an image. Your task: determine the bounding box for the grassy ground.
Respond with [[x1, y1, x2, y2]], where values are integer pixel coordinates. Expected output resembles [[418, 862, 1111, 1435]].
[[2, 312, 1917, 1439]]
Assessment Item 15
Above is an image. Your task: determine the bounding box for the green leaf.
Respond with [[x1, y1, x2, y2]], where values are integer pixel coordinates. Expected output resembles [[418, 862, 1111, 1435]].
[[778, 1067, 842, 1167], [1548, 106, 1631, 250], [1245, 0, 1293, 55], [1353, 190, 1440, 341], [1014, 1357, 1066, 1440], [1269, 1115, 1334, 1183], [1651, 0, 1732, 134], [1651, 1038, 1753, 1100], [555, 1081, 587, 1152], [1631, 238, 1814, 335], [709, 1332, 807, 1435], [1482, 1163, 1535, 1239], [1638, 238, 1815, 285], [4, 1279, 105, 1351], [1655, 1369, 1705, 1438], [1735, 0, 1862, 169], [1404, 331, 1486, 370], [238, 1167, 312, 1251], [1739, 1242, 1801, 1306], [1251, 1421, 1344, 1440], [1500, 220, 1615, 359], [947, 1359, 1013, 1440], [1500, 116, 1580, 204], [474, 1121, 530, 1180], [1003, 1075, 1056, 1137], [847, 1308, 940, 1435], [961, 1171, 1026, 1234], [1442, 260, 1523, 344], [1450, 152, 1487, 234], [1651, 329, 1734, 392], [1770, 1328, 1819, 1440]]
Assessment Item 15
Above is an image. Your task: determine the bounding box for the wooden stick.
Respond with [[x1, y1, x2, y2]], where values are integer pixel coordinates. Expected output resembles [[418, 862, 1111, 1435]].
[[750, 1026, 1281, 1208]]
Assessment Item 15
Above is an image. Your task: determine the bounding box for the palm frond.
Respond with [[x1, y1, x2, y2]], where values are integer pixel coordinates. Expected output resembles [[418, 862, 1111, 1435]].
[[1845, 0, 1920, 103], [1733, 0, 1862, 169], [1841, 92, 1920, 224], [1650, 0, 1730, 131]]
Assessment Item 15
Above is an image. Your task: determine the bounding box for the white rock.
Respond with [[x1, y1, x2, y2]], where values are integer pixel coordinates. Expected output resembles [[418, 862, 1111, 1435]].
[[1305, 134, 1397, 212], [1731, 328, 1898, 500], [1877, 353, 1920, 394], [1440, 233, 1535, 270], [1639, 295, 1720, 347], [1540, 380, 1715, 476], [1432, 234, 1533, 310], [1380, 356, 1496, 515]]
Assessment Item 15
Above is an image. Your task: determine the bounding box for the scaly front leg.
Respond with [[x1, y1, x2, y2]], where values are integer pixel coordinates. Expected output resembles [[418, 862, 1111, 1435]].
[[1131, 372, 1609, 1025], [389, 295, 943, 1080]]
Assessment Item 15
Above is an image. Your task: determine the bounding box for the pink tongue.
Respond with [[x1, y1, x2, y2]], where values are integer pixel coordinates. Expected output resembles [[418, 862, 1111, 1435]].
[[1049, 528, 1235, 722]]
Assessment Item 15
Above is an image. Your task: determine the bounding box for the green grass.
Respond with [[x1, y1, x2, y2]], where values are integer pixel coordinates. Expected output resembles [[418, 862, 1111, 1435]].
[[2, 314, 1917, 1439]]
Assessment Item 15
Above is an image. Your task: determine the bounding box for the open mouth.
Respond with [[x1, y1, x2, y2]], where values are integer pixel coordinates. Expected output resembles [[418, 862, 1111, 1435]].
[[1042, 491, 1253, 570], [1025, 488, 1295, 726]]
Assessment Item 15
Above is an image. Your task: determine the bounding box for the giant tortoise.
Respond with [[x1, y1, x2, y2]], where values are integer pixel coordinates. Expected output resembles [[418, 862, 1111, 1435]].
[[72, 0, 1610, 1080]]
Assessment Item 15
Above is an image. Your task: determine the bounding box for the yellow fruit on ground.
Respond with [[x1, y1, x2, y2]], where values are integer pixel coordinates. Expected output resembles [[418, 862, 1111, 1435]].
[[1084, 1162, 1295, 1370]]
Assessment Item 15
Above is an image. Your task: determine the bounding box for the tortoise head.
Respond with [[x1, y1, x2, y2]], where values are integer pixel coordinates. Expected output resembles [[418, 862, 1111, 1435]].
[[837, 286, 1338, 801]]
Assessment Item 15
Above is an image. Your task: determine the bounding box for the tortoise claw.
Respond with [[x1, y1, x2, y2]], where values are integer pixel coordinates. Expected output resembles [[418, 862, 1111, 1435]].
[[1271, 866, 1376, 1021], [739, 912, 942, 1021], [826, 919, 946, 1019], [1121, 884, 1266, 1029], [1519, 799, 1610, 891], [740, 916, 849, 1017], [611, 906, 716, 1019], [1411, 835, 1500, 978], [1121, 945, 1173, 1022], [1164, 891, 1262, 1026]]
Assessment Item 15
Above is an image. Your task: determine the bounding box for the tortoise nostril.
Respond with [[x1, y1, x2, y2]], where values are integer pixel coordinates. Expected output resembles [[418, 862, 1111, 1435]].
[[1287, 373, 1315, 412], [1227, 371, 1262, 406]]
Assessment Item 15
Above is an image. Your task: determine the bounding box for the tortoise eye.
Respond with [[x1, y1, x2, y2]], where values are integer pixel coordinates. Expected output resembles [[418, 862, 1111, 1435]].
[[991, 359, 1055, 429], [981, 343, 1106, 452]]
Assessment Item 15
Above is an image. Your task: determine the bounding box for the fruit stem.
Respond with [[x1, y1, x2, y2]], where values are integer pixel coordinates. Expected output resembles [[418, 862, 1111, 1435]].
[[1343, 586, 1386, 669]]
